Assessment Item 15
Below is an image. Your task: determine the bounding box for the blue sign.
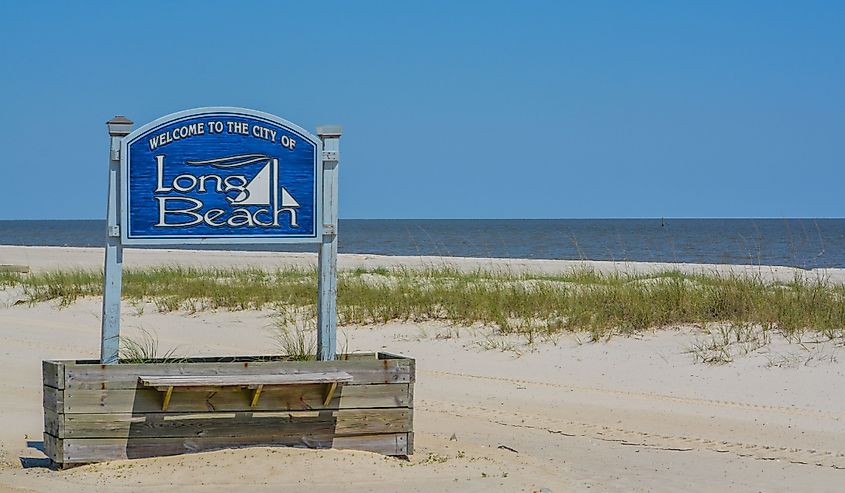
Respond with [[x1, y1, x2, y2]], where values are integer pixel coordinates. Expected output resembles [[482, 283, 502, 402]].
[[120, 108, 322, 244]]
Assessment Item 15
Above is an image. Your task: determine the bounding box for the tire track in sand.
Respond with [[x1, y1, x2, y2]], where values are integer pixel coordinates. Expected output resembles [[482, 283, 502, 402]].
[[419, 399, 845, 469], [422, 369, 844, 421]]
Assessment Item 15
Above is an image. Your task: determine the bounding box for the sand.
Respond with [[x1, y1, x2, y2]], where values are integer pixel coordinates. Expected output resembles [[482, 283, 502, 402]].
[[3, 245, 845, 283], [1, 246, 844, 492]]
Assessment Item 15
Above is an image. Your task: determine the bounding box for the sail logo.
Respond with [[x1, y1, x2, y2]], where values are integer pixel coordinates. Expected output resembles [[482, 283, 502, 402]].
[[123, 110, 320, 244], [153, 153, 301, 229]]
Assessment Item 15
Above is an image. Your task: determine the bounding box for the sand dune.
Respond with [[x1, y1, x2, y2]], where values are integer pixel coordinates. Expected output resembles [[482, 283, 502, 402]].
[[1, 247, 844, 491]]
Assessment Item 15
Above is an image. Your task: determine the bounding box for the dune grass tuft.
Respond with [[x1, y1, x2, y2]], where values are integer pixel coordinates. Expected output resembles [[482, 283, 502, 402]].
[[2, 266, 845, 344], [119, 328, 184, 364]]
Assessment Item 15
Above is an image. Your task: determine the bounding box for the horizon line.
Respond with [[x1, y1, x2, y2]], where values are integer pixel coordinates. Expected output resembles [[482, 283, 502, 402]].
[[2, 217, 844, 222]]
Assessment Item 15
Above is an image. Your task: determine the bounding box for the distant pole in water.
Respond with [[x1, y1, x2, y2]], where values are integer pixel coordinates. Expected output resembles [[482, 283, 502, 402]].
[[661, 217, 665, 227]]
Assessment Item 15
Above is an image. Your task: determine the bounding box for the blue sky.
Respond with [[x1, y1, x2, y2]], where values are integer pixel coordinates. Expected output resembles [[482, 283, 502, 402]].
[[0, 1, 842, 219]]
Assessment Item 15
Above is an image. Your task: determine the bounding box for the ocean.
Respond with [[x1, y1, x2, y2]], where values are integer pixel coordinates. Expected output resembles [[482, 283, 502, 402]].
[[0, 219, 842, 269]]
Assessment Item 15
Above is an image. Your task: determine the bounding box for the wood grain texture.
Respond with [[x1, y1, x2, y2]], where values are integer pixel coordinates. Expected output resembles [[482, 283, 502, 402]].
[[43, 385, 62, 412], [64, 359, 411, 390], [46, 408, 411, 439], [139, 371, 354, 389], [407, 431, 415, 455], [68, 353, 382, 364], [47, 432, 409, 463], [43, 355, 415, 464], [42, 360, 64, 390], [51, 383, 411, 414], [43, 433, 63, 464], [379, 352, 416, 383]]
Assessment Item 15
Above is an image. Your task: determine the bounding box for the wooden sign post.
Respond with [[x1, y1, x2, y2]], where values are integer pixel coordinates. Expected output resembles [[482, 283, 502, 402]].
[[101, 116, 133, 364], [99, 108, 341, 363], [316, 125, 342, 361]]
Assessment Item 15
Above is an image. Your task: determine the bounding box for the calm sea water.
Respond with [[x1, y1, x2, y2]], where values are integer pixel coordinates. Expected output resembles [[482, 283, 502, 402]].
[[0, 219, 842, 269]]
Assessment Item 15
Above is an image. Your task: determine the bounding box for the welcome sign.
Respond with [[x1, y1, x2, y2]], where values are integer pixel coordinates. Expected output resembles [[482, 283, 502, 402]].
[[120, 108, 322, 244], [98, 108, 340, 365]]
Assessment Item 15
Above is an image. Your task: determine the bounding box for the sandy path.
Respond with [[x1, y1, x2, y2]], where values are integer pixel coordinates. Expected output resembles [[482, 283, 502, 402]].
[[0, 294, 844, 492]]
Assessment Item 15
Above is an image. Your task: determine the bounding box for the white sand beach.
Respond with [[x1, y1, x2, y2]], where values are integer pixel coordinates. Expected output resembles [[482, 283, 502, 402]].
[[3, 245, 845, 282], [1, 246, 844, 492]]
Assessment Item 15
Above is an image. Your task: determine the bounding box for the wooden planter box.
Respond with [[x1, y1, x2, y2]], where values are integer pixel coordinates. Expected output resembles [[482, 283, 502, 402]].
[[42, 353, 414, 466]]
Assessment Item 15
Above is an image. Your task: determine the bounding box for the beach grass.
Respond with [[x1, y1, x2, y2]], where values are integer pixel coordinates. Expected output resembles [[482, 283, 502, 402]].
[[2, 266, 844, 343], [119, 327, 185, 364]]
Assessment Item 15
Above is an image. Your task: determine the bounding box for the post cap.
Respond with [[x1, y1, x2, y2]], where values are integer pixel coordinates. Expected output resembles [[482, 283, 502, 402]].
[[107, 115, 134, 136], [316, 125, 342, 138]]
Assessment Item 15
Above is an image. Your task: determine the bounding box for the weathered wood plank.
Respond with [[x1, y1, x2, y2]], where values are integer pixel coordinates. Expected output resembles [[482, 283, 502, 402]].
[[68, 353, 382, 365], [64, 360, 411, 390], [139, 371, 353, 389], [43, 433, 62, 464], [44, 409, 62, 440], [334, 432, 407, 456], [379, 352, 416, 383], [47, 408, 411, 439], [43, 385, 62, 412], [53, 432, 408, 463], [42, 361, 64, 390], [337, 353, 378, 361], [55, 383, 411, 414], [377, 352, 410, 360], [406, 431, 414, 455]]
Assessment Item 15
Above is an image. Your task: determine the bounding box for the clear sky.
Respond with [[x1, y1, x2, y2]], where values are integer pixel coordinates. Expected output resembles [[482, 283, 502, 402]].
[[0, 1, 842, 219]]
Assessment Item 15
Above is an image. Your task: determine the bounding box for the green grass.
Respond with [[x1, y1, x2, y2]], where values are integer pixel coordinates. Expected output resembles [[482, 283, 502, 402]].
[[119, 328, 185, 364], [271, 308, 317, 361], [2, 266, 845, 343]]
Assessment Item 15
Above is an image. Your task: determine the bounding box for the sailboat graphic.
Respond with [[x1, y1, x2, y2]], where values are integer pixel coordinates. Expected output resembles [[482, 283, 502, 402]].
[[229, 161, 302, 210], [186, 154, 301, 227], [280, 187, 300, 208], [230, 162, 271, 205]]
